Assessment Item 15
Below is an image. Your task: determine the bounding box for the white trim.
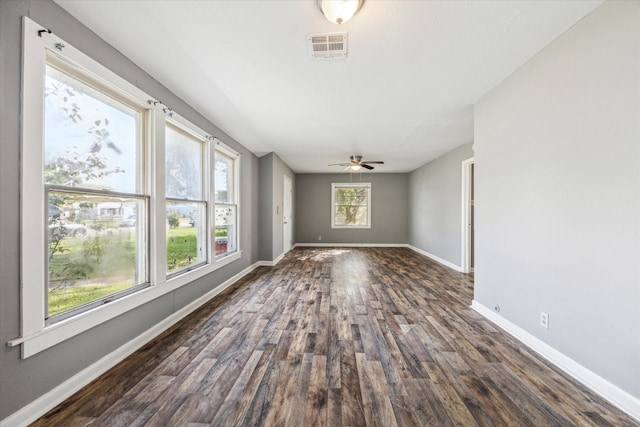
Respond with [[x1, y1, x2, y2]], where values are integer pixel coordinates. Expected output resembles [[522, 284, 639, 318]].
[[150, 109, 167, 286], [288, 244, 465, 272], [407, 245, 463, 272], [331, 182, 372, 229], [461, 157, 474, 274], [8, 251, 242, 355], [293, 243, 406, 248], [21, 17, 156, 344], [471, 301, 640, 423], [164, 119, 209, 272], [21, 17, 48, 337], [15, 18, 246, 357], [256, 252, 286, 267], [283, 174, 293, 253], [214, 147, 240, 257], [0, 261, 261, 427], [213, 137, 240, 158]]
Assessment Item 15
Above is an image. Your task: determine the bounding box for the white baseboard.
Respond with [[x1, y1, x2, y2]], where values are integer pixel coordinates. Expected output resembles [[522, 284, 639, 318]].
[[471, 300, 640, 422], [291, 244, 463, 273], [407, 245, 463, 272], [293, 243, 406, 248], [0, 262, 262, 427], [256, 251, 286, 267]]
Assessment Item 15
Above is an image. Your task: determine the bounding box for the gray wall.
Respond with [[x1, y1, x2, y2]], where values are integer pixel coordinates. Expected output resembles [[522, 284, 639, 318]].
[[0, 0, 260, 420], [258, 152, 295, 261], [474, 0, 639, 399], [408, 142, 474, 267], [296, 173, 408, 244]]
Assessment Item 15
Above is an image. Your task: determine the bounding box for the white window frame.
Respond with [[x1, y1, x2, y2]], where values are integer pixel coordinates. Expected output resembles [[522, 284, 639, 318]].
[[42, 53, 152, 323], [13, 17, 241, 358], [331, 182, 372, 229], [165, 119, 209, 277], [214, 141, 241, 259]]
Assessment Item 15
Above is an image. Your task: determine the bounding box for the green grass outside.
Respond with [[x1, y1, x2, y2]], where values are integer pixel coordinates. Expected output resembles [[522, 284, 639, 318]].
[[167, 227, 198, 272], [48, 225, 225, 315], [48, 281, 132, 317], [48, 231, 136, 282]]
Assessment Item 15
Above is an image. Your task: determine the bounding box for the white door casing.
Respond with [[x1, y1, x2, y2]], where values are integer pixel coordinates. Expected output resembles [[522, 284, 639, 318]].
[[461, 158, 474, 274], [283, 174, 293, 253]]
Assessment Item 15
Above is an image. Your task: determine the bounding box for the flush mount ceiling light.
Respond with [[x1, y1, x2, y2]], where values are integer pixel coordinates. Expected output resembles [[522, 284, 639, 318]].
[[317, 0, 364, 25]]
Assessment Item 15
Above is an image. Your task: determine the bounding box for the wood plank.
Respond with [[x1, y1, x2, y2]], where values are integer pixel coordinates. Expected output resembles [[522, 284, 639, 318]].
[[304, 355, 328, 426], [32, 248, 639, 427]]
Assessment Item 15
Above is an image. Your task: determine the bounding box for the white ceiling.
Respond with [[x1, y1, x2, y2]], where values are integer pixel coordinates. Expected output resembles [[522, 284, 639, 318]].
[[55, 0, 601, 173]]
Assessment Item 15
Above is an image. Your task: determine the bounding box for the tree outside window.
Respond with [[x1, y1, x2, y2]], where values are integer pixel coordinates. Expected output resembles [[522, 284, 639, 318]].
[[331, 183, 371, 228], [165, 124, 206, 275], [44, 60, 148, 319]]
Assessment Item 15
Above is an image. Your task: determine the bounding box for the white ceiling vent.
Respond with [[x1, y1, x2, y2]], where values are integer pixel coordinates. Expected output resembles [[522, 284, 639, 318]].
[[307, 32, 347, 59]]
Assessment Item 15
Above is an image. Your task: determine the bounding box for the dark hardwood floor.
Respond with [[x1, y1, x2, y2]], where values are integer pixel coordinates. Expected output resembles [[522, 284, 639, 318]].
[[33, 247, 638, 426]]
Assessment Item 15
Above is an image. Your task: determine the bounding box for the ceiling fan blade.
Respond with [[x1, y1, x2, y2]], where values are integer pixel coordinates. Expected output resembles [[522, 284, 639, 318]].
[[331, 156, 384, 170]]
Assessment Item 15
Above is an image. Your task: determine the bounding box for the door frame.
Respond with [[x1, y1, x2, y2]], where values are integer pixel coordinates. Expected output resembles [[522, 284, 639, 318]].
[[461, 157, 474, 273], [283, 174, 293, 253]]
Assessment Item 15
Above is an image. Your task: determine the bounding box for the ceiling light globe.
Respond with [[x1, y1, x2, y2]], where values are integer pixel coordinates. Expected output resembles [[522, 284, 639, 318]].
[[351, 164, 362, 171], [318, 0, 363, 25]]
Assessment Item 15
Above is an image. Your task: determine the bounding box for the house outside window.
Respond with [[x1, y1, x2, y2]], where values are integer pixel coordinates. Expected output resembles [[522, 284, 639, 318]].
[[18, 17, 243, 357], [331, 182, 371, 228], [44, 55, 149, 321]]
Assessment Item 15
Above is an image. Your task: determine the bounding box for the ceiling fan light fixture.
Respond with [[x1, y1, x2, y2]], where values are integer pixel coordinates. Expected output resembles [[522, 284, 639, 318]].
[[328, 154, 384, 171], [317, 0, 363, 25]]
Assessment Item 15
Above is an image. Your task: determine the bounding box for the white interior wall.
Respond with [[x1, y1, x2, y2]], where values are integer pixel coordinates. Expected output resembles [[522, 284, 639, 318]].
[[474, 0, 639, 405]]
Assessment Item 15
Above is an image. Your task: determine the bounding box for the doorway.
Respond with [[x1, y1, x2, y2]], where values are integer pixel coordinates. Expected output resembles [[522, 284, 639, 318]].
[[283, 174, 293, 253], [461, 158, 474, 273]]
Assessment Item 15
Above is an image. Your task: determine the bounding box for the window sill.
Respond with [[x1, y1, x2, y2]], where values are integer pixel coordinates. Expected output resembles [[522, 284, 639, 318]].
[[9, 251, 242, 358]]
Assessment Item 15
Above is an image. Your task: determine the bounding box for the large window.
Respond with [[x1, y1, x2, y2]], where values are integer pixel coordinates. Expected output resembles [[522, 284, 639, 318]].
[[331, 183, 371, 228], [44, 55, 148, 320], [18, 17, 242, 357], [214, 149, 239, 257], [165, 124, 206, 275]]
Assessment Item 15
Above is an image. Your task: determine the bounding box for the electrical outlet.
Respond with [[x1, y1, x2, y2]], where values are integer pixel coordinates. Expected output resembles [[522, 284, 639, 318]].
[[318, 235, 322, 241], [540, 312, 549, 329]]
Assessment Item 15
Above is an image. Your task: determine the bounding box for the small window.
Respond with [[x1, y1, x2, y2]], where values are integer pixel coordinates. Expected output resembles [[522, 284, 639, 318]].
[[214, 149, 238, 257], [331, 183, 371, 229]]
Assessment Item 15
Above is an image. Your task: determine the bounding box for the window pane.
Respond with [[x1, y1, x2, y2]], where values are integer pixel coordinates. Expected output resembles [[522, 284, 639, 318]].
[[165, 125, 202, 199], [335, 187, 368, 205], [44, 64, 140, 193], [215, 153, 233, 203], [334, 186, 369, 227], [166, 201, 206, 273], [215, 205, 236, 256], [47, 191, 147, 318], [334, 204, 368, 226]]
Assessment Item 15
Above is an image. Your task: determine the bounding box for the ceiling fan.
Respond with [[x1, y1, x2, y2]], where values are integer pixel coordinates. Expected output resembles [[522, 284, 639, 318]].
[[329, 155, 384, 171]]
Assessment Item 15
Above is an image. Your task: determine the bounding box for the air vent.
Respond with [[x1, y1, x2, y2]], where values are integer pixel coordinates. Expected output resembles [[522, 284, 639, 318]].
[[307, 32, 348, 59]]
